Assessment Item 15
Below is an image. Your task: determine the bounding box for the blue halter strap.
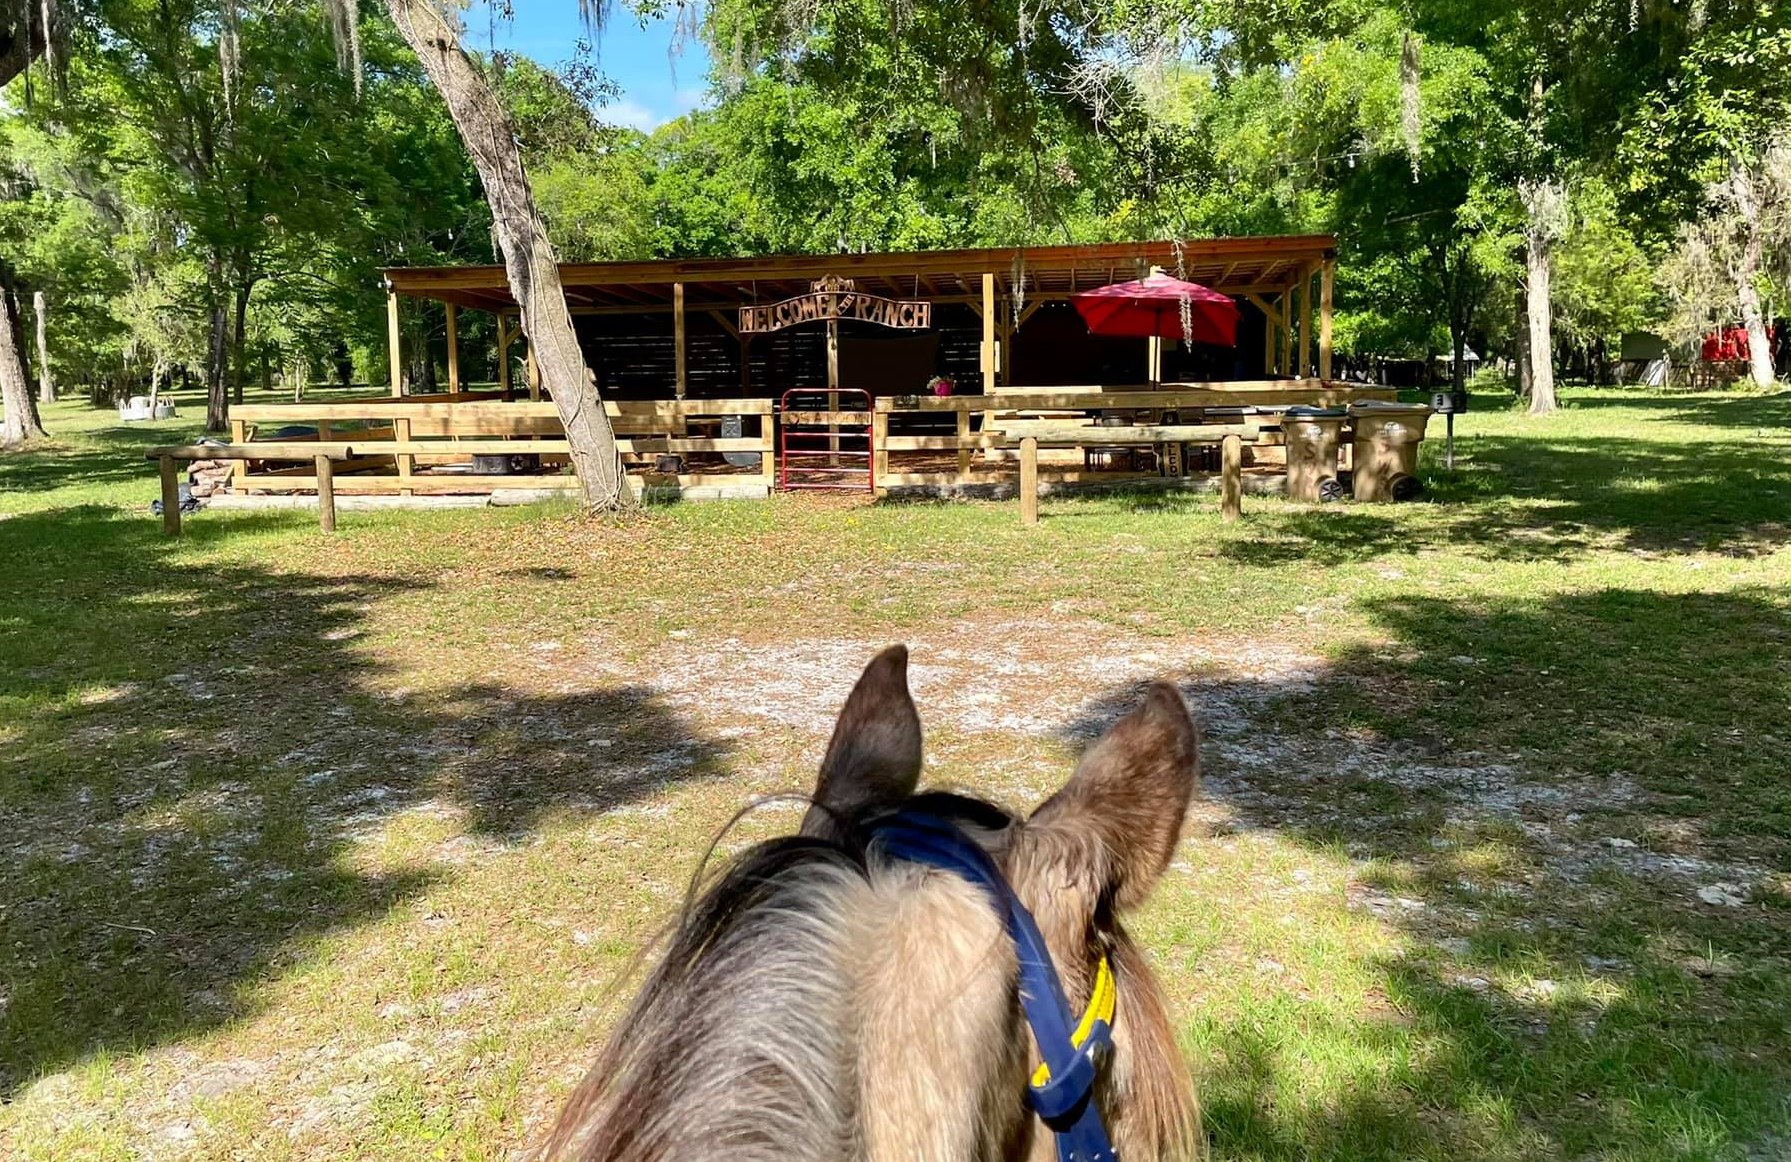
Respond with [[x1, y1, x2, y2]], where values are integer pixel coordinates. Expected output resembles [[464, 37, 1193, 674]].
[[866, 808, 1118, 1162]]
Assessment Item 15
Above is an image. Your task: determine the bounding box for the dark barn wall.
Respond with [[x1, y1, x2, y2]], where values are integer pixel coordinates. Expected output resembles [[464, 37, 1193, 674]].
[[574, 306, 987, 399], [570, 294, 1273, 399]]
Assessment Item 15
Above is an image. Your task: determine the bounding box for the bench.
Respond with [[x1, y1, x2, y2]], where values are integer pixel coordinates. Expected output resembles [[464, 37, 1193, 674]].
[[1001, 421, 1260, 526], [146, 444, 351, 536]]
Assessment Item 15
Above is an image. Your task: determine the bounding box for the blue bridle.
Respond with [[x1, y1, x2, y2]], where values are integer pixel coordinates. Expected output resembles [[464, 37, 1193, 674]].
[[866, 807, 1118, 1162]]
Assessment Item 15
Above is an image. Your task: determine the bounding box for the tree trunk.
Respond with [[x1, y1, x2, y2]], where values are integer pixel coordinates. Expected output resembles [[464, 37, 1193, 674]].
[[1450, 325, 1468, 392], [1524, 235, 1557, 413], [0, 269, 47, 446], [205, 293, 230, 431], [383, 0, 633, 510], [33, 290, 54, 403], [232, 281, 249, 406]]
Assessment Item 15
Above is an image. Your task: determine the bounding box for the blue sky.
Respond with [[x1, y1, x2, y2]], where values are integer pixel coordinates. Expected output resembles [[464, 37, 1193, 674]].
[[463, 1, 713, 132]]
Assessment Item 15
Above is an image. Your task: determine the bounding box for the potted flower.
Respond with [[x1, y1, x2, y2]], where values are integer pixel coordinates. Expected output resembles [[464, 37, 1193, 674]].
[[926, 375, 954, 398]]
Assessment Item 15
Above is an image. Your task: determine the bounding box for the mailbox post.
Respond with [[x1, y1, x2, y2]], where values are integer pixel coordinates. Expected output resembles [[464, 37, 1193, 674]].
[[1430, 390, 1468, 469]]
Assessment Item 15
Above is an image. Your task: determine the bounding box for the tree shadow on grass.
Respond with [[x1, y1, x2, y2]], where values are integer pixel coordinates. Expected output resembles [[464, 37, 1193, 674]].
[[1212, 431, 1791, 568], [0, 418, 204, 496], [0, 507, 732, 1095], [1063, 587, 1791, 1159]]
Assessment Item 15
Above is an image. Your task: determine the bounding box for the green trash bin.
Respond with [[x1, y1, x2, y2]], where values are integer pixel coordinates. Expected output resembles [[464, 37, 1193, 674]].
[[1282, 405, 1347, 502], [1348, 401, 1434, 501]]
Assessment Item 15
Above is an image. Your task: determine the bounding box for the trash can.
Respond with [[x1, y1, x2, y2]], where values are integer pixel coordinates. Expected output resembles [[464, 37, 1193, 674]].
[[1281, 405, 1347, 502], [1348, 401, 1434, 501]]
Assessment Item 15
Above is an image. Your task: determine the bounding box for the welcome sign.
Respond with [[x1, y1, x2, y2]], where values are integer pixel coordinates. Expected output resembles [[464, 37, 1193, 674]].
[[739, 277, 932, 334]]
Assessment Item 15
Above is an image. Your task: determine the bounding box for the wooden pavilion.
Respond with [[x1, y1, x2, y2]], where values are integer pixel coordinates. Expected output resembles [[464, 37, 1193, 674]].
[[224, 236, 1393, 499]]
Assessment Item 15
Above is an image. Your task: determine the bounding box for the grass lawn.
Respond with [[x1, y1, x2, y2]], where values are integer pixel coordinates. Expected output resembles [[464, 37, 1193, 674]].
[[2, 385, 1788, 1160]]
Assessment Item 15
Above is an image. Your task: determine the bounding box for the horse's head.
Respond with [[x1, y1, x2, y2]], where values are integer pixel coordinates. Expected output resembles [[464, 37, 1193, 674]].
[[546, 645, 1202, 1161]]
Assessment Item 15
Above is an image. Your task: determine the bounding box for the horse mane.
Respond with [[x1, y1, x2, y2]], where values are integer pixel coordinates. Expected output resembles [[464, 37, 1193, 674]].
[[541, 832, 873, 1162]]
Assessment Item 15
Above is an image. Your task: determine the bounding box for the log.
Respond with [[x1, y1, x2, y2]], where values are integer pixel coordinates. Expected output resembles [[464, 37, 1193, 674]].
[[145, 444, 353, 460]]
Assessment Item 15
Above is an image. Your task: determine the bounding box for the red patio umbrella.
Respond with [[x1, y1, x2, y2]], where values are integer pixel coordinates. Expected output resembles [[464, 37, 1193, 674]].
[[1071, 272, 1240, 346]]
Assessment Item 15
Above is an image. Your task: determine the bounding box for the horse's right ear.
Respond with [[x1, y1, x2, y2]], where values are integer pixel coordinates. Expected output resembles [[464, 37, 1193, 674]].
[[801, 645, 923, 839]]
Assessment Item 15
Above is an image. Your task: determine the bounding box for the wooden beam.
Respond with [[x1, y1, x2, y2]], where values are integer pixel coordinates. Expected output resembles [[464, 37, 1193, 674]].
[[446, 303, 460, 393], [1319, 260, 1335, 380], [1020, 437, 1039, 525], [315, 454, 337, 533], [159, 455, 180, 536], [525, 341, 540, 402], [707, 309, 740, 340], [1245, 293, 1282, 327], [1298, 266, 1313, 380], [673, 281, 688, 399], [386, 289, 403, 397]]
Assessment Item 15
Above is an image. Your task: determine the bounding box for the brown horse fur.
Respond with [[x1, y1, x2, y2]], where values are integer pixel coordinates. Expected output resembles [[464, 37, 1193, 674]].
[[543, 645, 1203, 1162]]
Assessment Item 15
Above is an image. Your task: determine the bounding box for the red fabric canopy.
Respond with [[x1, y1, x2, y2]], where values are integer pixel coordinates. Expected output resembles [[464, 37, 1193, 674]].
[[1071, 273, 1240, 346]]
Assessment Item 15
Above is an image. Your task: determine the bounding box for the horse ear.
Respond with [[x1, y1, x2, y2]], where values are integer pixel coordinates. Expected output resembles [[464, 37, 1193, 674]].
[[1029, 682, 1199, 910], [801, 645, 923, 838]]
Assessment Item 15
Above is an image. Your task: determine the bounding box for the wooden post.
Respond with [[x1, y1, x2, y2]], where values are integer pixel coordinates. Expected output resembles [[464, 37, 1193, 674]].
[[981, 273, 997, 394], [673, 282, 688, 400], [446, 303, 460, 395], [1280, 291, 1294, 378], [871, 408, 889, 494], [1298, 267, 1314, 379], [315, 454, 337, 533], [826, 318, 841, 466], [1263, 302, 1276, 377], [497, 314, 514, 401], [1148, 335, 1162, 384], [956, 407, 972, 479], [1319, 260, 1335, 381], [1221, 434, 1242, 522], [394, 416, 413, 495], [1020, 437, 1039, 526], [159, 455, 180, 536], [386, 288, 403, 396], [525, 340, 540, 401], [230, 419, 247, 489]]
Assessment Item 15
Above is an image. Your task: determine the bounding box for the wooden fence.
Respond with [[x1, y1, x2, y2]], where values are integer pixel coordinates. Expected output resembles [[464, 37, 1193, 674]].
[[215, 381, 1396, 499], [872, 381, 1394, 489], [229, 395, 777, 495]]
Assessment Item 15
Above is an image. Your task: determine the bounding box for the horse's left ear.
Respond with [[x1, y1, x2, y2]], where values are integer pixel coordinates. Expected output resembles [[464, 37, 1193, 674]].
[[801, 645, 923, 839], [1029, 682, 1200, 910]]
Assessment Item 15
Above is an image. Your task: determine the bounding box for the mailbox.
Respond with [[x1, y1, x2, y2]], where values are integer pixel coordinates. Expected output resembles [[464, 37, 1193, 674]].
[[1431, 391, 1469, 415]]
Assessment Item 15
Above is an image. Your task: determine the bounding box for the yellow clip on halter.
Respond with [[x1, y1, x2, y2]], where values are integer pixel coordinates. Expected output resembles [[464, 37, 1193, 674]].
[[1030, 955, 1116, 1087]]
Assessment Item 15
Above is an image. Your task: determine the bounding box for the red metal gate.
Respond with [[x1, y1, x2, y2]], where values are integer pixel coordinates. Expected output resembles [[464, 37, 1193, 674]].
[[778, 389, 875, 492]]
